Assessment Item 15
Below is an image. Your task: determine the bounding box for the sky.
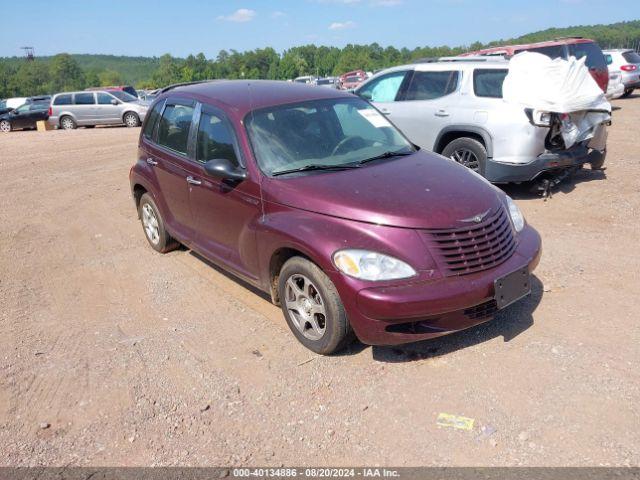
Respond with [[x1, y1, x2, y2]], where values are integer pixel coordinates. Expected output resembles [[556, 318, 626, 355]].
[[1, 0, 637, 58]]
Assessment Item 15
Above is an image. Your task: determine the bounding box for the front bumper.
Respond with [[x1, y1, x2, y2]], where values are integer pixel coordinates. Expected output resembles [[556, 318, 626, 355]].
[[329, 226, 542, 346], [484, 144, 602, 183]]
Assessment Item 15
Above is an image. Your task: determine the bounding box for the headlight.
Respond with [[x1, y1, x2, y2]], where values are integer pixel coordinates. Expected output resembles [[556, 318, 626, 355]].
[[505, 196, 525, 232], [333, 249, 416, 281]]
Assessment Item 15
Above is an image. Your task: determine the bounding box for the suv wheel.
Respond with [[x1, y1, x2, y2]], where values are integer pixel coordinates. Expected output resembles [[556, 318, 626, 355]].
[[442, 137, 487, 174], [620, 88, 634, 98], [0, 120, 11, 133], [124, 112, 140, 127], [138, 193, 179, 253], [60, 116, 76, 130], [278, 257, 353, 355]]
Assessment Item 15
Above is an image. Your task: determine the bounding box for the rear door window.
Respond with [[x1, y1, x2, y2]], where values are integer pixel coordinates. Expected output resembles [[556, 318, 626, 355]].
[[569, 42, 606, 69], [74, 93, 95, 105], [403, 71, 459, 101], [357, 71, 407, 102], [196, 109, 240, 166], [622, 51, 640, 63], [53, 94, 72, 105], [473, 69, 508, 98], [157, 104, 194, 155]]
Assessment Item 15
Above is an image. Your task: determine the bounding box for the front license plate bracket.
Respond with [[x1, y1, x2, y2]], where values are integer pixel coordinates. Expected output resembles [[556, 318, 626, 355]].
[[494, 267, 531, 309]]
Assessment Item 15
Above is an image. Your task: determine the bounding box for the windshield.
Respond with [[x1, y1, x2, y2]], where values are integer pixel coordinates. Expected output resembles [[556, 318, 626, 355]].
[[109, 90, 138, 102], [623, 51, 640, 63], [0, 100, 6, 109], [246, 97, 414, 176], [344, 76, 362, 83]]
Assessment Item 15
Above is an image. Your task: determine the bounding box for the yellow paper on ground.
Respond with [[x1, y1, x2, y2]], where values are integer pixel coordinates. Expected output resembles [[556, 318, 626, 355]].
[[436, 413, 475, 431]]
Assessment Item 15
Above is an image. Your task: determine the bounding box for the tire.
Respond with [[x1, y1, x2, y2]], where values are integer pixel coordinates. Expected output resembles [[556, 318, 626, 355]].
[[590, 149, 606, 170], [60, 116, 76, 130], [0, 120, 11, 133], [138, 193, 179, 253], [123, 112, 140, 127], [278, 257, 353, 355], [620, 88, 634, 98], [441, 137, 487, 175]]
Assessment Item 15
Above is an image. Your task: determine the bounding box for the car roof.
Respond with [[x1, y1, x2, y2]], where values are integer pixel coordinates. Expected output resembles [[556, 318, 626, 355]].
[[463, 37, 597, 56], [160, 80, 356, 116]]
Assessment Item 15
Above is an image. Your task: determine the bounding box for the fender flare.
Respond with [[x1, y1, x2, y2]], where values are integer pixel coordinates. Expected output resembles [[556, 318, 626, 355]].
[[434, 125, 494, 158]]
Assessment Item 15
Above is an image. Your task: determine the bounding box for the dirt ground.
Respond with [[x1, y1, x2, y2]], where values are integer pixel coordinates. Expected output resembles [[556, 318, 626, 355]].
[[0, 95, 639, 467]]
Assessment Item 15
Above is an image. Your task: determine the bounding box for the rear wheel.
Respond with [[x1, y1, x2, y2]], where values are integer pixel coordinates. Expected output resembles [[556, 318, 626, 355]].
[[0, 120, 11, 133], [278, 257, 353, 355], [124, 112, 140, 127], [441, 137, 487, 174], [590, 149, 606, 170], [138, 193, 178, 253], [60, 116, 76, 130], [621, 88, 634, 98]]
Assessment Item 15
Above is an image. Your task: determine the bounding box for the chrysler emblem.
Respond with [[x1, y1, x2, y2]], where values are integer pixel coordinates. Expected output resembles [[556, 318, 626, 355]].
[[459, 209, 491, 224]]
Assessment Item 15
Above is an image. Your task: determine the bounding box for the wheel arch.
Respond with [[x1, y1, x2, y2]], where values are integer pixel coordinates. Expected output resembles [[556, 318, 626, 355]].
[[434, 125, 493, 158], [268, 247, 314, 305]]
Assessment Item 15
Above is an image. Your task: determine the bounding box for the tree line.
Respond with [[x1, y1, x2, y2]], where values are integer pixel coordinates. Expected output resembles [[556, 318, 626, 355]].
[[1, 19, 639, 98]]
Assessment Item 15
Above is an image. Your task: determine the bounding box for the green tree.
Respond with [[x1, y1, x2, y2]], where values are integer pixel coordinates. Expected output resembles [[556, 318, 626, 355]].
[[98, 69, 123, 86], [49, 53, 85, 92]]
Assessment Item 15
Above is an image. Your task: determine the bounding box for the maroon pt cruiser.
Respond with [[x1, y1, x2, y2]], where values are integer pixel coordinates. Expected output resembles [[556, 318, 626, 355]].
[[130, 81, 542, 354]]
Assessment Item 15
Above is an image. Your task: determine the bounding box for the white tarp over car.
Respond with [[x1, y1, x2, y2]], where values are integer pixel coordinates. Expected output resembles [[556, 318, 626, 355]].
[[503, 52, 611, 148]]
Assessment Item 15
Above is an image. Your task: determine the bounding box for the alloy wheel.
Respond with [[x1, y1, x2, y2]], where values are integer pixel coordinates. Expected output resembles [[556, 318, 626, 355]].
[[0, 120, 10, 133], [141, 203, 160, 245], [61, 117, 75, 130], [124, 113, 138, 127], [284, 274, 327, 341], [450, 148, 480, 171]]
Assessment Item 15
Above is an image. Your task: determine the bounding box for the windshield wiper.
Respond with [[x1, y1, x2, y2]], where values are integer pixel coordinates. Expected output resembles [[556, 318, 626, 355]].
[[356, 149, 414, 166], [271, 163, 359, 176]]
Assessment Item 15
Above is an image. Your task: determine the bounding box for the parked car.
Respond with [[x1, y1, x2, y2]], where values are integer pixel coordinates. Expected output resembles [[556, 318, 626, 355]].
[[339, 70, 368, 90], [354, 57, 608, 183], [48, 90, 148, 129], [87, 85, 139, 98], [293, 76, 316, 85], [0, 99, 13, 116], [606, 70, 625, 100], [0, 99, 50, 132], [603, 49, 640, 98], [315, 77, 338, 89], [462, 38, 609, 93], [130, 80, 541, 354]]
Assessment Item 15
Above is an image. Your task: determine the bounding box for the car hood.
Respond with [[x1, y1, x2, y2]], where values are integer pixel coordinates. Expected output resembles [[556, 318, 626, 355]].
[[262, 151, 504, 229]]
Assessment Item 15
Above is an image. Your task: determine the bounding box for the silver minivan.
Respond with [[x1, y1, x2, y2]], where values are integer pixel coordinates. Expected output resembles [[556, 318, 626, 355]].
[[48, 90, 148, 129]]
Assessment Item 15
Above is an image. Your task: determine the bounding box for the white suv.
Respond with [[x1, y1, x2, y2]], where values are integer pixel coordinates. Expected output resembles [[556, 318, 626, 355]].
[[355, 58, 608, 182], [603, 49, 640, 98]]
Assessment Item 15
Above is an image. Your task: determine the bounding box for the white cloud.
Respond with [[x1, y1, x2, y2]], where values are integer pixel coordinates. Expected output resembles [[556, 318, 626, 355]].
[[329, 20, 356, 30], [217, 8, 256, 22]]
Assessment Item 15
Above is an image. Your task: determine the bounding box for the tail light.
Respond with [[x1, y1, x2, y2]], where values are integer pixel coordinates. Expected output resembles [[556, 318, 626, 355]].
[[48, 106, 52, 116], [621, 65, 638, 72]]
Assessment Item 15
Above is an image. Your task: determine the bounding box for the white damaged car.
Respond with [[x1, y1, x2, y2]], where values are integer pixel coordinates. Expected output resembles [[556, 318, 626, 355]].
[[355, 53, 611, 183]]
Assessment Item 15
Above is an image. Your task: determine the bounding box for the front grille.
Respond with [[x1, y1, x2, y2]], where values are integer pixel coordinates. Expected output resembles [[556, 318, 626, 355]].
[[464, 300, 498, 320], [425, 207, 517, 276]]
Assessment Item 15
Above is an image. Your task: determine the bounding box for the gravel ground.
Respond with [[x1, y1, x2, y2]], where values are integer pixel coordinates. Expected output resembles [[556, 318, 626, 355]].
[[0, 96, 639, 467]]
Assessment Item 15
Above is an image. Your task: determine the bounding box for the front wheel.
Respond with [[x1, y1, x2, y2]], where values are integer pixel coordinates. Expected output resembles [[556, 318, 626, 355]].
[[124, 112, 140, 127], [278, 257, 353, 355], [0, 120, 11, 133], [441, 137, 487, 175]]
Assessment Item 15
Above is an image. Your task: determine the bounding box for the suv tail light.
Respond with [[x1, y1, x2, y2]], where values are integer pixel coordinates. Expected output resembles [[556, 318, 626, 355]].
[[621, 64, 638, 72], [48, 106, 52, 116]]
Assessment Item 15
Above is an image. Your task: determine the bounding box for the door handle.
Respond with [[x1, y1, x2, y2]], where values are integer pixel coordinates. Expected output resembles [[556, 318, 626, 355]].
[[435, 110, 449, 117], [186, 176, 202, 185], [146, 158, 158, 166]]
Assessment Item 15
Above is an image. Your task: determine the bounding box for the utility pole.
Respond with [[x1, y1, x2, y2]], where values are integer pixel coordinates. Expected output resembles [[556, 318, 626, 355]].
[[21, 47, 35, 61]]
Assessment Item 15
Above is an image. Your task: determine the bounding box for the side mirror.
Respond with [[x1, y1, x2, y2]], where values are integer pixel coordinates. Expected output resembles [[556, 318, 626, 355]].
[[357, 90, 371, 100], [203, 158, 247, 182], [111, 99, 119, 105]]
